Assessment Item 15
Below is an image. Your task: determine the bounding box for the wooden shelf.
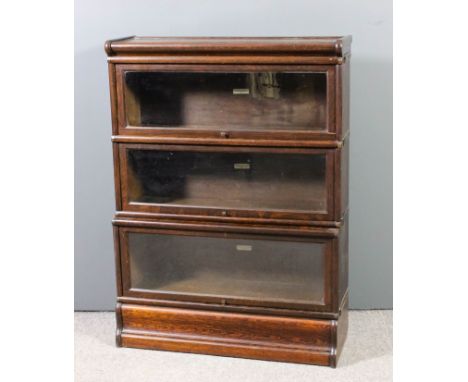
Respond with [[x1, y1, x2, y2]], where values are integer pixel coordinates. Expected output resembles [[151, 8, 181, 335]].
[[136, 195, 326, 212]]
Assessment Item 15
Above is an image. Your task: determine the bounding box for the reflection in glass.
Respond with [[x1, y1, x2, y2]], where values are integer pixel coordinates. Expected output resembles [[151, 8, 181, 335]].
[[124, 72, 327, 131], [126, 149, 327, 212]]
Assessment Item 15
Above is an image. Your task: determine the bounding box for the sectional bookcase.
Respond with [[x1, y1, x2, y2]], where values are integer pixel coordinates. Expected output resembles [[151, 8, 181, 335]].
[[105, 36, 351, 367]]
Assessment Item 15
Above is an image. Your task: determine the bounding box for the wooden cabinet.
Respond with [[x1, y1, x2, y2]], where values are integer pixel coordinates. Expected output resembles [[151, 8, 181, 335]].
[[106, 36, 351, 367]]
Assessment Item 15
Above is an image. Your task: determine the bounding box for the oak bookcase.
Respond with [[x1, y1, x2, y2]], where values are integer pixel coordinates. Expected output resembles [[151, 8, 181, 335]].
[[105, 36, 351, 367]]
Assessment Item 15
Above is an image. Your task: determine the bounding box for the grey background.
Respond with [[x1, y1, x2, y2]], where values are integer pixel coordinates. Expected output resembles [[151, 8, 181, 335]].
[[75, 0, 392, 310]]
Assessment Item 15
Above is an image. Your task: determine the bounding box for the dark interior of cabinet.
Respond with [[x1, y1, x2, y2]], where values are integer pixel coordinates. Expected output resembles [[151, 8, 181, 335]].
[[128, 232, 325, 305], [124, 71, 327, 130], [126, 149, 327, 212]]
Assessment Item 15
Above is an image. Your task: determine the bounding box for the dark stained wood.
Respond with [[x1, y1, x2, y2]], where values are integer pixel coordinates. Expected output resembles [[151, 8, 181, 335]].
[[107, 63, 119, 136], [338, 213, 350, 304], [112, 216, 340, 238], [108, 55, 344, 65], [117, 296, 349, 366], [335, 137, 350, 221], [112, 143, 122, 211], [342, 138, 350, 220], [114, 210, 343, 228], [117, 295, 340, 320], [115, 302, 123, 347], [333, 293, 349, 367], [336, 57, 351, 140], [105, 37, 352, 67], [105, 36, 352, 56], [120, 303, 336, 366], [111, 134, 342, 148], [105, 36, 351, 367], [105, 36, 136, 56], [112, 225, 123, 296], [122, 304, 331, 344]]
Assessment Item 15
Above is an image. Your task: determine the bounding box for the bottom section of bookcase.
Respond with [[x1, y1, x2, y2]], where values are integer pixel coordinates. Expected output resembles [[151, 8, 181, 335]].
[[115, 296, 348, 367]]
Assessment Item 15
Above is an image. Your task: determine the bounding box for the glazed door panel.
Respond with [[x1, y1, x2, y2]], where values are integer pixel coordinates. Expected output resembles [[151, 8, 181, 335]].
[[119, 144, 335, 222], [115, 65, 337, 142], [119, 227, 333, 311]]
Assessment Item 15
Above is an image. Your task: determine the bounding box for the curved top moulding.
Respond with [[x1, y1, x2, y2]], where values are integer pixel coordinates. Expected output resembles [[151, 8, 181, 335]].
[[104, 36, 352, 65]]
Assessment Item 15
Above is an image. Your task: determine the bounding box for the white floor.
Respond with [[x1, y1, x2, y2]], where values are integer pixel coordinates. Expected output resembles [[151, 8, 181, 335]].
[[75, 310, 392, 382]]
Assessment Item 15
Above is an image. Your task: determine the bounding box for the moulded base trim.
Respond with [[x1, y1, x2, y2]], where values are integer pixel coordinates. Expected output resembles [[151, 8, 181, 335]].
[[116, 298, 348, 367]]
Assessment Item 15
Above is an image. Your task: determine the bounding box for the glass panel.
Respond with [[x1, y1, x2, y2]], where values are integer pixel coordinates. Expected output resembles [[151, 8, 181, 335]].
[[124, 72, 327, 131], [128, 232, 325, 305], [126, 149, 327, 212]]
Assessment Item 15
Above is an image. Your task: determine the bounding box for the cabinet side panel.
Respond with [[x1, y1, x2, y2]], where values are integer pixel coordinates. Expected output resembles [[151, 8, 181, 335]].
[[112, 143, 122, 210], [115, 302, 123, 347], [334, 140, 349, 221], [112, 225, 123, 296], [335, 57, 350, 220], [342, 59, 350, 138], [108, 63, 119, 135], [335, 294, 349, 365], [341, 137, 350, 216], [336, 59, 350, 140], [338, 213, 349, 303]]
